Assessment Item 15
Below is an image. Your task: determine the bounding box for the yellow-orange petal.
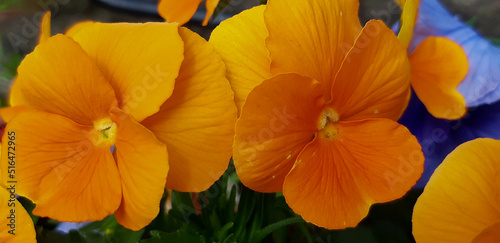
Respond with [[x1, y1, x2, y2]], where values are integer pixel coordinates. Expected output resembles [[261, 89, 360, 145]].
[[209, 5, 271, 112], [111, 108, 168, 230], [413, 138, 500, 243], [8, 78, 24, 107], [142, 27, 236, 192], [1, 110, 122, 222], [0, 106, 28, 123], [39, 11, 51, 43], [265, 0, 362, 96], [398, 0, 420, 49], [410, 37, 467, 119], [68, 22, 184, 122], [233, 73, 324, 193], [202, 0, 219, 26], [331, 20, 411, 121], [65, 20, 94, 36], [158, 0, 203, 25], [0, 187, 36, 243], [283, 118, 423, 229], [17, 34, 117, 125]]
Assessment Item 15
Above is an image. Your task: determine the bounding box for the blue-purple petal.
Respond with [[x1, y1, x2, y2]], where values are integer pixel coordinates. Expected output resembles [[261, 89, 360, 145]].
[[400, 93, 500, 188]]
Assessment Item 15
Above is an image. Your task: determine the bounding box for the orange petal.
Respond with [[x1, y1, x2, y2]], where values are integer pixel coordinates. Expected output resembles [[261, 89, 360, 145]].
[[0, 106, 28, 123], [283, 118, 423, 229], [158, 0, 203, 25], [398, 0, 420, 49], [1, 110, 122, 222], [202, 0, 219, 26], [233, 73, 324, 193], [0, 187, 36, 243], [111, 108, 168, 230], [142, 27, 236, 192], [473, 222, 500, 243], [68, 22, 184, 122], [8, 78, 24, 107], [265, 0, 362, 95], [17, 34, 117, 125], [209, 5, 271, 112], [413, 138, 500, 243], [410, 37, 467, 119], [331, 20, 411, 121], [39, 11, 51, 43]]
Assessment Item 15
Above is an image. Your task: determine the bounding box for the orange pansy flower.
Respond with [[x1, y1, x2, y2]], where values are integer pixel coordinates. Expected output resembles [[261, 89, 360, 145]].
[[2, 19, 236, 230], [413, 138, 500, 242], [158, 0, 219, 26], [396, 0, 469, 120], [210, 0, 424, 229]]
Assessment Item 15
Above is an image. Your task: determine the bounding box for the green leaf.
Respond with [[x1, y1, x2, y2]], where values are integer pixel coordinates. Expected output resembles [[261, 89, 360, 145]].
[[141, 228, 205, 243], [214, 222, 234, 241], [17, 196, 39, 225], [96, 215, 145, 243], [233, 187, 257, 240], [249, 216, 305, 243]]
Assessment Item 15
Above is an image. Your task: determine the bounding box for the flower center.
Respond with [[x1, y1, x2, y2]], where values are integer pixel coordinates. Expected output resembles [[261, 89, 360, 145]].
[[317, 107, 340, 140], [91, 118, 117, 147]]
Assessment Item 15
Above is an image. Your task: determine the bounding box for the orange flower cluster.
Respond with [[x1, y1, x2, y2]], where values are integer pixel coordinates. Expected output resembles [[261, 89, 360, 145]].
[[210, 0, 424, 229], [3, 0, 476, 239]]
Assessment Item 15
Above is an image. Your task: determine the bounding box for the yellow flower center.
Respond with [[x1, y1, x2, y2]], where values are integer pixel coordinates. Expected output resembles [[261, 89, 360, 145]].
[[90, 118, 117, 147], [317, 107, 340, 140]]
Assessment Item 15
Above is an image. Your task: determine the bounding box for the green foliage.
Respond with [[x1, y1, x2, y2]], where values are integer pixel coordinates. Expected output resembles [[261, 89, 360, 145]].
[[0, 0, 20, 11], [212, 0, 232, 20], [0, 33, 23, 80], [0, 33, 21, 107], [140, 162, 308, 243], [489, 38, 500, 47], [23, 162, 421, 243], [465, 16, 478, 27], [1, 54, 22, 79]]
